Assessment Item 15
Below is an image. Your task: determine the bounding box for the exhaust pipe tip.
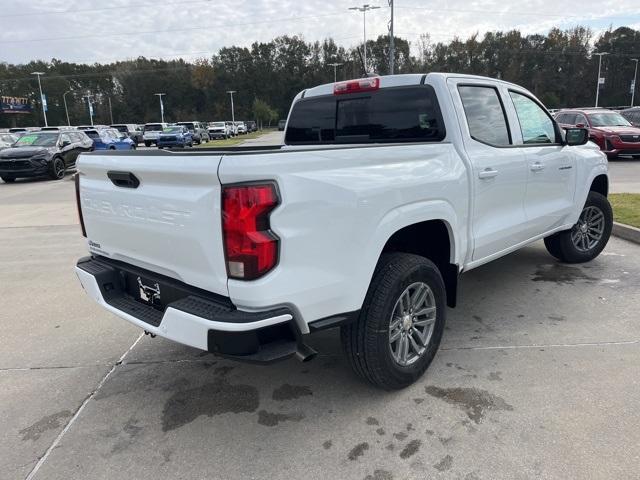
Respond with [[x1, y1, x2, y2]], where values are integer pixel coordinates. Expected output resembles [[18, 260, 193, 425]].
[[295, 343, 318, 362]]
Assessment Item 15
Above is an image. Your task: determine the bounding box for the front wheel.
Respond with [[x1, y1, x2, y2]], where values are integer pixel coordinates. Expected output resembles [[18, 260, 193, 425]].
[[144, 141, 151, 147], [341, 253, 446, 390], [48, 157, 66, 180], [544, 191, 612, 263]]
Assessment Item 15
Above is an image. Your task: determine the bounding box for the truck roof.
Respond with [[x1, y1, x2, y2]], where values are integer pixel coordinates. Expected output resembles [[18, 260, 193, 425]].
[[300, 73, 523, 99]]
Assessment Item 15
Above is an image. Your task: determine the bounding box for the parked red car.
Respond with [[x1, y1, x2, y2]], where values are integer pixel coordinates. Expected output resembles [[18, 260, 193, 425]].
[[555, 108, 640, 159]]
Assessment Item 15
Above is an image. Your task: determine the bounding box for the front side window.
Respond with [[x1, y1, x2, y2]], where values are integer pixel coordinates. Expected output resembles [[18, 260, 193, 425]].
[[509, 91, 557, 144], [458, 86, 511, 146]]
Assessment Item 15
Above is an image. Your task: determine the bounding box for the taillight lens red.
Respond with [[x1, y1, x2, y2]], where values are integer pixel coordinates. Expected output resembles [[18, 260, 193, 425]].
[[334, 77, 380, 95], [222, 183, 279, 280], [74, 173, 87, 238]]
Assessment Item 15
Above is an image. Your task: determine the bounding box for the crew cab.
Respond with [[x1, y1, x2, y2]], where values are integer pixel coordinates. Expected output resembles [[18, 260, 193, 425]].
[[555, 108, 640, 159], [74, 74, 612, 389]]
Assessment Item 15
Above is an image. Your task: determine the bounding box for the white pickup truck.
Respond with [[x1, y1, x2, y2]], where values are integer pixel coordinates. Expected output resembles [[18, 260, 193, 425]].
[[74, 73, 611, 389]]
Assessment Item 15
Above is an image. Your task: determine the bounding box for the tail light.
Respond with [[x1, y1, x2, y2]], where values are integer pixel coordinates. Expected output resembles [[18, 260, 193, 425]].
[[222, 183, 280, 280], [334, 77, 380, 95], [74, 173, 87, 238]]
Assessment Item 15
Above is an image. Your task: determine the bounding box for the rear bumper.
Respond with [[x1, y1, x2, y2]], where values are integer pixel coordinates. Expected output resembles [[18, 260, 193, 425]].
[[76, 256, 307, 363]]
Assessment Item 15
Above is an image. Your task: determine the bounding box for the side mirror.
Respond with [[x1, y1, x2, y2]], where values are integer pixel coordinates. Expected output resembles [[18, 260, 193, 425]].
[[575, 123, 585, 128], [60, 140, 71, 147], [564, 127, 589, 146]]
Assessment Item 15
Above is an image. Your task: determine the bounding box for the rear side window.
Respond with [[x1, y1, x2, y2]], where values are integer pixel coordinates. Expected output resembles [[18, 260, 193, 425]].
[[458, 86, 511, 146], [285, 86, 446, 145]]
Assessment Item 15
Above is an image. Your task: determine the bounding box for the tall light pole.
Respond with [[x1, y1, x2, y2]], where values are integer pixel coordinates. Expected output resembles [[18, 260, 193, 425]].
[[107, 96, 114, 124], [594, 52, 608, 108], [631, 58, 639, 107], [154, 93, 166, 123], [388, 0, 395, 74], [349, 4, 380, 75], [63, 90, 73, 126], [83, 94, 94, 126], [226, 90, 236, 123], [31, 71, 48, 127], [328, 62, 344, 82]]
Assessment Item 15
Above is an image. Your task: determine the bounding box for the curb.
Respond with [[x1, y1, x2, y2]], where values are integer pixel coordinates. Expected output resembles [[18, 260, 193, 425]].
[[612, 222, 640, 245]]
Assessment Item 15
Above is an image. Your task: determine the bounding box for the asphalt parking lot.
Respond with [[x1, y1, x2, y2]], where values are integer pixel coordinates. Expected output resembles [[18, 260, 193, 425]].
[[1, 136, 639, 480]]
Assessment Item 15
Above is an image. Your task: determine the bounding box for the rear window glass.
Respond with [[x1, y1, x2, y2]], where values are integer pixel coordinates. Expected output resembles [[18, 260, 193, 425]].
[[144, 124, 163, 131], [285, 85, 446, 145]]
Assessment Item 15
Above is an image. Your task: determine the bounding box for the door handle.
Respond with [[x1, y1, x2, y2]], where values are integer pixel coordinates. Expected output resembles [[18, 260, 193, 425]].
[[530, 162, 545, 172], [478, 168, 499, 179]]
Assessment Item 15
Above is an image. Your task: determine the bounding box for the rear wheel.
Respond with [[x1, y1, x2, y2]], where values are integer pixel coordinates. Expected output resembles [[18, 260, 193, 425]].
[[341, 253, 446, 390], [1, 176, 16, 183], [544, 191, 612, 263], [144, 141, 151, 147], [48, 157, 65, 180]]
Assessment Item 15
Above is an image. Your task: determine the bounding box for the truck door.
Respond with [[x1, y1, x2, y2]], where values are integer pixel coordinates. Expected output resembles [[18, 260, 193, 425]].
[[449, 80, 530, 261], [506, 90, 577, 236]]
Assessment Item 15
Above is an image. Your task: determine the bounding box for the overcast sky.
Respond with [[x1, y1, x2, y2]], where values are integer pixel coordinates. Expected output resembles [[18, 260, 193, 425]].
[[1, 0, 639, 65]]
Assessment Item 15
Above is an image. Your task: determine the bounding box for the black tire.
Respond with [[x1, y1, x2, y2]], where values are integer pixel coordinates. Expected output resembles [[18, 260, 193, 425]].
[[48, 157, 65, 180], [1, 176, 16, 183], [341, 253, 446, 390], [144, 141, 151, 147], [544, 191, 612, 263]]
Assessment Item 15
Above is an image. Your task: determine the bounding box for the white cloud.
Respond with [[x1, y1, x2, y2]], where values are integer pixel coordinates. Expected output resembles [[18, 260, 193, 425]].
[[0, 0, 638, 64]]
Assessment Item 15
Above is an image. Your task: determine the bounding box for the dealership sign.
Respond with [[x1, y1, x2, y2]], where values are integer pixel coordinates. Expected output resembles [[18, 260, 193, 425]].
[[0, 96, 33, 114]]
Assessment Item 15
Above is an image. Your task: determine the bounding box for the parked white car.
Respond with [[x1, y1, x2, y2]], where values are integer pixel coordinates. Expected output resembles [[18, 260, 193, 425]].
[[142, 122, 168, 146], [235, 121, 247, 134], [74, 73, 611, 389], [208, 121, 230, 140]]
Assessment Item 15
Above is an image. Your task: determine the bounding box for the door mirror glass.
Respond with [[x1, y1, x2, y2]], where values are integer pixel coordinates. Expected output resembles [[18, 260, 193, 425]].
[[564, 127, 589, 146]]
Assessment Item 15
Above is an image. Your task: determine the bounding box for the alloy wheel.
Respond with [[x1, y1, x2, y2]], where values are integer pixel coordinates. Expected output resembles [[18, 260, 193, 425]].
[[389, 282, 437, 366], [571, 205, 605, 252]]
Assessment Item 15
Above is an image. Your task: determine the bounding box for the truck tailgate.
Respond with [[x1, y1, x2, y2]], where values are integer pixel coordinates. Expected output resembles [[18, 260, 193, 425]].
[[78, 153, 228, 296]]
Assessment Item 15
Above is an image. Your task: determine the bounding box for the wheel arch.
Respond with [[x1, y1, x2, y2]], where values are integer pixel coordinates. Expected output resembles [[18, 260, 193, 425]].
[[378, 218, 459, 308], [590, 174, 608, 197]]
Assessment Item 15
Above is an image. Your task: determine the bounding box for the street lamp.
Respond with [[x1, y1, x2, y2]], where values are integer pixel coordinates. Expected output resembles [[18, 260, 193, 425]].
[[63, 90, 73, 126], [31, 71, 48, 127], [594, 52, 608, 108], [107, 96, 114, 124], [328, 62, 344, 82], [226, 90, 236, 123], [631, 58, 639, 107], [349, 4, 380, 75], [83, 94, 94, 126], [154, 93, 166, 123]]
